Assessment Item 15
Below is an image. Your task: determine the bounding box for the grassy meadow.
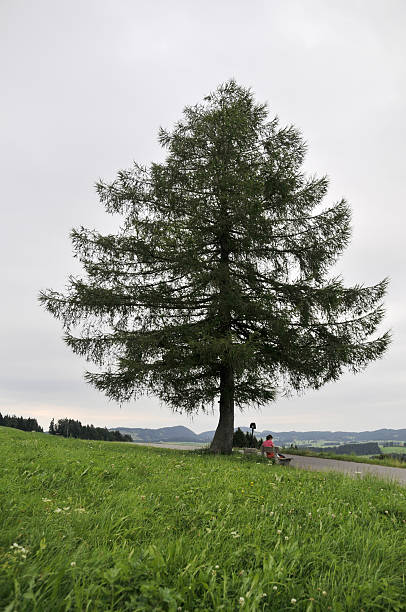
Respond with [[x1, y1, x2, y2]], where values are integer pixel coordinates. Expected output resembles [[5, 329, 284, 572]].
[[1, 426, 406, 611]]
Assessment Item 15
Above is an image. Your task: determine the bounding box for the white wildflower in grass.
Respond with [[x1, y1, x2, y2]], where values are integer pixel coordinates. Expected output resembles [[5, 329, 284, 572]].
[[42, 498, 52, 502], [215, 565, 219, 569], [54, 508, 62, 513], [284, 536, 289, 540], [239, 596, 245, 605], [273, 586, 278, 591], [277, 529, 282, 534], [70, 561, 76, 567], [322, 591, 327, 596], [10, 543, 28, 559], [262, 593, 267, 597], [291, 598, 297, 604]]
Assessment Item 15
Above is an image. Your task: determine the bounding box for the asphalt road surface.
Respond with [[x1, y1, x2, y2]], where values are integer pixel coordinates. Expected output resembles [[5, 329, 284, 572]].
[[284, 453, 406, 486], [133, 442, 208, 451]]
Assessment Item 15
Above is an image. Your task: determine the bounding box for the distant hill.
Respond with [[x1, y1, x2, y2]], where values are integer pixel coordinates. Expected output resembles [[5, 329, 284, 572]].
[[270, 429, 406, 444], [110, 426, 406, 445], [111, 426, 201, 443], [302, 442, 382, 456]]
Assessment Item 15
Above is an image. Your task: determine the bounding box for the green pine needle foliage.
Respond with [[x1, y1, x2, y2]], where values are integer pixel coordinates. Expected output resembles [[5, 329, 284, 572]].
[[39, 80, 390, 415]]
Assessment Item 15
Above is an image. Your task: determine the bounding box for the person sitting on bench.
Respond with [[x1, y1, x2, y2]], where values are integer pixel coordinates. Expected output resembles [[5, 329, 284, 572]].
[[261, 434, 276, 462]]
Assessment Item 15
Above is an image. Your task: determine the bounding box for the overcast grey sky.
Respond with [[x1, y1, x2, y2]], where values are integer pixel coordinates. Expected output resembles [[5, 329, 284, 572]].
[[1, 0, 405, 433]]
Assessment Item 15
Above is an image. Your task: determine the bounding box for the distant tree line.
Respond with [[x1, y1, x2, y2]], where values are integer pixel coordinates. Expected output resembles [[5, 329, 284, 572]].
[[0, 413, 43, 432], [300, 442, 381, 456], [384, 441, 406, 447], [49, 418, 132, 442], [232, 427, 263, 449]]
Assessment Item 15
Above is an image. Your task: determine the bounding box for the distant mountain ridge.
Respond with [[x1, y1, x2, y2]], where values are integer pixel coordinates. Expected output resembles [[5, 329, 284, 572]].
[[111, 426, 207, 443], [110, 426, 406, 444]]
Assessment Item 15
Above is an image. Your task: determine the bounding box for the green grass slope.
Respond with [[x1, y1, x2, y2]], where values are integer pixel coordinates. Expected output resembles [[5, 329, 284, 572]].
[[1, 426, 405, 611]]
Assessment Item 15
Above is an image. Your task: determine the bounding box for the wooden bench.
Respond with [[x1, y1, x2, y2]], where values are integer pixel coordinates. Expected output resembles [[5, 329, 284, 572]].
[[242, 448, 259, 455]]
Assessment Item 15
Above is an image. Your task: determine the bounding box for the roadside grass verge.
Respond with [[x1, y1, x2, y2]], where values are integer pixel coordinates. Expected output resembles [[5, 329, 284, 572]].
[[381, 447, 406, 455], [282, 447, 406, 468], [1, 426, 406, 611]]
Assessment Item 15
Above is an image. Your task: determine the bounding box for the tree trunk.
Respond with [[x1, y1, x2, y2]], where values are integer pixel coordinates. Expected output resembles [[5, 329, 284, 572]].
[[210, 169, 234, 453], [210, 364, 234, 453]]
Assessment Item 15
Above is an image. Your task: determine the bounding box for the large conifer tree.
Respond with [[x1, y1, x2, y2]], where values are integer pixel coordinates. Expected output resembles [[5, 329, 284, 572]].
[[40, 81, 390, 453]]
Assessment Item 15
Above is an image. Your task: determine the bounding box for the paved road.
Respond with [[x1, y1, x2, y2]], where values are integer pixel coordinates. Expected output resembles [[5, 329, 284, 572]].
[[284, 454, 406, 486], [136, 443, 406, 486], [133, 442, 208, 451]]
